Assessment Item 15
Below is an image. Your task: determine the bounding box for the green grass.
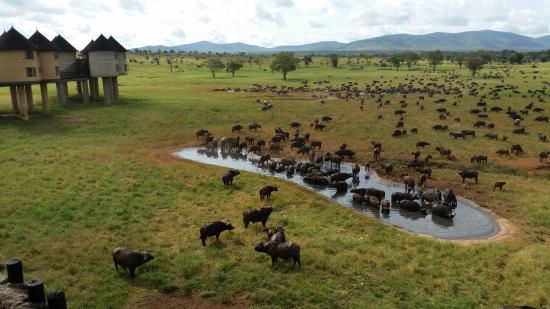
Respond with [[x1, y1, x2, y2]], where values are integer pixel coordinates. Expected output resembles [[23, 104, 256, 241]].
[[0, 57, 549, 308]]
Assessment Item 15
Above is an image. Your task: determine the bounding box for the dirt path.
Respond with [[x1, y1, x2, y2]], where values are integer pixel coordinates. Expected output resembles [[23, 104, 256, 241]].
[[135, 294, 247, 309]]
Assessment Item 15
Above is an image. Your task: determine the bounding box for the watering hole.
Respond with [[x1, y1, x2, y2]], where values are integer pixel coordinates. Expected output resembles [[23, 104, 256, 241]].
[[174, 147, 499, 240]]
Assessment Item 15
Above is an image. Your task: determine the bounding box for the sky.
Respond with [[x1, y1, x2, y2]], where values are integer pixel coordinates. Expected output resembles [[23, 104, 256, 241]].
[[1, 0, 549, 49]]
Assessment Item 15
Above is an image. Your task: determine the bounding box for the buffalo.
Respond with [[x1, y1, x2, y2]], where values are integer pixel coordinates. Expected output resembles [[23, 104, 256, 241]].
[[255, 241, 301, 267], [459, 169, 479, 184], [222, 170, 240, 188], [112, 247, 154, 278], [259, 185, 279, 201], [199, 221, 235, 246], [243, 207, 273, 228]]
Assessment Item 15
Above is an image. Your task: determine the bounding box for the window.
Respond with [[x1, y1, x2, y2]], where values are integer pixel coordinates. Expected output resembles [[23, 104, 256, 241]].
[[26, 67, 36, 77], [25, 50, 34, 60], [54, 52, 59, 60], [55, 66, 60, 75]]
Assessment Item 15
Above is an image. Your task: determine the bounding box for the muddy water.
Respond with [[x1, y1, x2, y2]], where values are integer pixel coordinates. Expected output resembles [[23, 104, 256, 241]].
[[174, 148, 498, 240]]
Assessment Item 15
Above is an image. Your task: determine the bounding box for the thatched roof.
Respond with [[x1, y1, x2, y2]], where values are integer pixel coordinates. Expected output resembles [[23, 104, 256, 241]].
[[108, 36, 127, 52], [86, 34, 115, 51], [0, 27, 37, 51], [52, 35, 77, 53], [82, 39, 95, 53], [29, 30, 59, 51]]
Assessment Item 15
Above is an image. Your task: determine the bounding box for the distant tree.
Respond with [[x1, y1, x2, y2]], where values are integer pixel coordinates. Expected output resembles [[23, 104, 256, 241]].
[[466, 56, 484, 77], [389, 54, 402, 71], [270, 52, 298, 81], [206, 58, 225, 78], [401, 51, 419, 71], [478, 51, 492, 64], [226, 60, 243, 77], [166, 57, 173, 73], [508, 52, 524, 64], [303, 55, 313, 67], [456, 54, 465, 69], [426, 50, 443, 72], [328, 54, 339, 68]]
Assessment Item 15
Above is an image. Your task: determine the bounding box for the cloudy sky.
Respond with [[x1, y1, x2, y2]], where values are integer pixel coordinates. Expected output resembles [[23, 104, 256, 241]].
[[1, 0, 549, 49]]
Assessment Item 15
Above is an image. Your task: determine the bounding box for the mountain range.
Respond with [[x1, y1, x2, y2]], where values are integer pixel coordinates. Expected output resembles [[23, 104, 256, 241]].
[[137, 30, 550, 53]]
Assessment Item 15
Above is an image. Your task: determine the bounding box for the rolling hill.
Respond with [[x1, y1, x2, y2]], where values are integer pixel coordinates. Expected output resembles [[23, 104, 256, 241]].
[[137, 30, 550, 53]]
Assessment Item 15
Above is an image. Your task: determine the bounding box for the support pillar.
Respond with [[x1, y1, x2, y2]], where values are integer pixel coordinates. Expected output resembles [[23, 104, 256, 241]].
[[102, 77, 113, 105], [88, 79, 96, 101], [112, 77, 119, 101], [9, 85, 19, 113], [56, 82, 67, 106], [25, 85, 34, 112], [16, 85, 29, 120], [92, 77, 99, 98], [76, 80, 83, 100], [63, 81, 69, 98], [40, 83, 50, 114], [82, 80, 90, 103]]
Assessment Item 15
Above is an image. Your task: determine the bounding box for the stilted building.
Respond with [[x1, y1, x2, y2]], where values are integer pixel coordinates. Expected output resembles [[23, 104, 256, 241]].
[[0, 27, 128, 120], [52, 35, 78, 78], [52, 34, 90, 104], [28, 30, 61, 114], [82, 34, 126, 105], [0, 27, 40, 120]]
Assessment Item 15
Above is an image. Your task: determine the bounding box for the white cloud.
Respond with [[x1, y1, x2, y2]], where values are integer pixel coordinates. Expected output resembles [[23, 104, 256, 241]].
[[0, 0, 548, 48], [274, 0, 294, 7]]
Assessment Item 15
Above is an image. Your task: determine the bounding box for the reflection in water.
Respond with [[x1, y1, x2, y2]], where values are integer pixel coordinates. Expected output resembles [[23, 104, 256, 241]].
[[175, 148, 497, 240]]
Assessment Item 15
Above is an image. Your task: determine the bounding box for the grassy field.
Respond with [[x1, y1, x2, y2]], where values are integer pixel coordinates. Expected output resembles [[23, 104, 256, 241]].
[[1, 57, 549, 308]]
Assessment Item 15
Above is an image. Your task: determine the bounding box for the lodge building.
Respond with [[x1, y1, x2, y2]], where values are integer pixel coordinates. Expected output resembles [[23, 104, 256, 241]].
[[0, 27, 128, 120]]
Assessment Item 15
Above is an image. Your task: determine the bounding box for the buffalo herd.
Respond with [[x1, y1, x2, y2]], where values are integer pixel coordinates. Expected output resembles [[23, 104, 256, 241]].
[[115, 70, 548, 277]]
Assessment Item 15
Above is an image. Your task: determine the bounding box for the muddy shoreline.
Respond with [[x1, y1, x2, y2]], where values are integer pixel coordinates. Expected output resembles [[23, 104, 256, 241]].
[[166, 146, 516, 244]]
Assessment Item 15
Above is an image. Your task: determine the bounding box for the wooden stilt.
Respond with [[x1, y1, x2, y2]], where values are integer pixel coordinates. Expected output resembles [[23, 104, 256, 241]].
[[16, 85, 29, 120], [25, 85, 34, 112], [76, 80, 83, 99], [63, 82, 69, 99], [10, 86, 19, 113], [88, 79, 96, 101], [82, 80, 90, 103], [112, 77, 119, 101], [56, 82, 66, 106], [92, 77, 100, 98], [102, 77, 112, 105], [40, 83, 50, 114]]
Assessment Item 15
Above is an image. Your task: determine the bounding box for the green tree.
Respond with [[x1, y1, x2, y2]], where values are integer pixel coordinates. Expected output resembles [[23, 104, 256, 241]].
[[166, 57, 173, 73], [328, 54, 339, 68], [303, 55, 313, 67], [401, 51, 419, 71], [225, 60, 243, 77], [389, 54, 402, 71], [426, 50, 443, 72], [270, 52, 298, 81], [465, 56, 484, 77], [206, 58, 225, 78], [508, 52, 524, 64], [456, 54, 465, 69]]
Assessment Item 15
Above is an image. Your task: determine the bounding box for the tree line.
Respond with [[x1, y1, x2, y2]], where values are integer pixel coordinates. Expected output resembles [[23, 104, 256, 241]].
[[131, 48, 550, 80]]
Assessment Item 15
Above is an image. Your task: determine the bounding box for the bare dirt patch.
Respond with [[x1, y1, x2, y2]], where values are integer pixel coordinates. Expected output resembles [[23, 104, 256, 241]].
[[56, 115, 87, 124], [136, 293, 248, 309], [150, 143, 199, 164], [501, 157, 550, 171]]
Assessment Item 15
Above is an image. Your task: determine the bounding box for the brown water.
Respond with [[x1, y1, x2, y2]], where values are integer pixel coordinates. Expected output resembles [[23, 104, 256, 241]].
[[174, 148, 498, 240]]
